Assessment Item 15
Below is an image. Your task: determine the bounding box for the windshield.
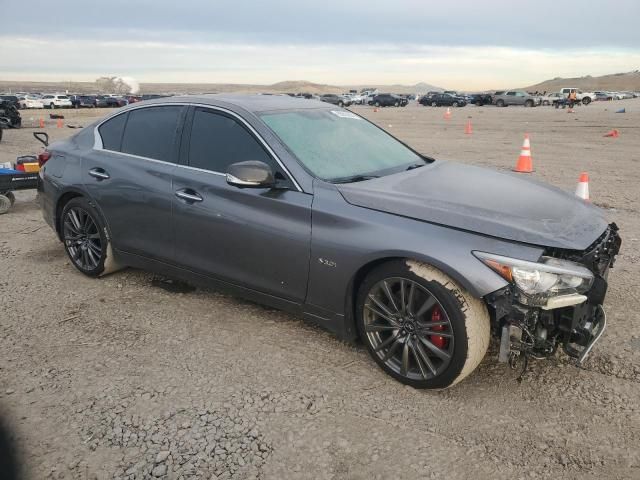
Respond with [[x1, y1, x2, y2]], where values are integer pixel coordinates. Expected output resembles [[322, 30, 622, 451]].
[[260, 109, 425, 182]]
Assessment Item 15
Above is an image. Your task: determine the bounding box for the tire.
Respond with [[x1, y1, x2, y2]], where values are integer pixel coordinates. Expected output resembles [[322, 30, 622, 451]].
[[394, 101, 399, 107], [431, 101, 437, 107], [338, 101, 344, 107], [375, 102, 380, 107], [60, 197, 110, 277], [0, 195, 11, 214], [452, 102, 459, 108], [5, 191, 15, 206], [356, 260, 490, 389], [496, 99, 505, 107], [524, 100, 533, 107], [475, 101, 483, 106], [582, 97, 591, 105], [50, 103, 55, 109]]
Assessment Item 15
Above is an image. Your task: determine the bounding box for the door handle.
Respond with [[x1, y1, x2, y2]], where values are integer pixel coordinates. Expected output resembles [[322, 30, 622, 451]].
[[88, 168, 110, 180], [175, 189, 203, 203]]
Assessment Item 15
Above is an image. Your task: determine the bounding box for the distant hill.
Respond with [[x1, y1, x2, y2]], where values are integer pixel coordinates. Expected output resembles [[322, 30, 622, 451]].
[[525, 71, 640, 92], [0, 79, 442, 95]]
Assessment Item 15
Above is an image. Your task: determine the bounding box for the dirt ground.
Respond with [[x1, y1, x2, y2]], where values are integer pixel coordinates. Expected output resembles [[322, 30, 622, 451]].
[[1, 100, 639, 480]]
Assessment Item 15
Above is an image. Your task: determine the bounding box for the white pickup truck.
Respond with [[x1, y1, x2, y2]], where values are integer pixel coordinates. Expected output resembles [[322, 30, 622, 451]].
[[559, 88, 595, 105]]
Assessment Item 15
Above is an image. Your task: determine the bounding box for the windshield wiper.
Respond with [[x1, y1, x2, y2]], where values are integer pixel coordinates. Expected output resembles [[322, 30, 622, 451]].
[[405, 163, 425, 171], [331, 174, 380, 184]]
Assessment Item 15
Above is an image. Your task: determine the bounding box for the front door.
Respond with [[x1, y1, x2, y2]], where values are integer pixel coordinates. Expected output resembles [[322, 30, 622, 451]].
[[172, 106, 312, 302]]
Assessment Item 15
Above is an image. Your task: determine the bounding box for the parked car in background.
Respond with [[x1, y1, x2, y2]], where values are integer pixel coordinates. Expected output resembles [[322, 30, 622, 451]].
[[41, 94, 72, 109], [466, 93, 492, 106], [593, 91, 613, 101], [105, 96, 128, 108], [369, 93, 408, 107], [70, 95, 97, 108], [319, 94, 352, 107], [493, 91, 541, 107], [559, 88, 594, 105], [126, 95, 143, 104], [419, 93, 466, 107], [93, 95, 109, 107], [540, 92, 564, 106], [0, 95, 21, 109], [18, 95, 44, 109], [37, 94, 621, 389]]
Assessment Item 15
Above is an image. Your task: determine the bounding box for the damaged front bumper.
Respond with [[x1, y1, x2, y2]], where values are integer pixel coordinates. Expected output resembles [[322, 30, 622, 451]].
[[486, 223, 621, 366]]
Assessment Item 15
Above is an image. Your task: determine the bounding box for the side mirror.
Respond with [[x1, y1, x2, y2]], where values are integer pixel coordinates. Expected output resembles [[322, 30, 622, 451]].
[[226, 161, 275, 188]]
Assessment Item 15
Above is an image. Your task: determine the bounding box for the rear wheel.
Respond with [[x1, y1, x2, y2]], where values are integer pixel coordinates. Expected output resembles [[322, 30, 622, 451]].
[[338, 101, 344, 107], [50, 103, 55, 109], [5, 191, 15, 206], [431, 101, 437, 107], [496, 99, 505, 107], [357, 260, 490, 389], [394, 101, 399, 107], [61, 197, 108, 277], [582, 97, 591, 105], [0, 195, 11, 214], [452, 101, 459, 107], [524, 100, 534, 107], [375, 101, 381, 107]]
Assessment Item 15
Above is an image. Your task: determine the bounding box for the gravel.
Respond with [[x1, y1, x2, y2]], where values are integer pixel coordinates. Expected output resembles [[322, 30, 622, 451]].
[[1, 103, 639, 479]]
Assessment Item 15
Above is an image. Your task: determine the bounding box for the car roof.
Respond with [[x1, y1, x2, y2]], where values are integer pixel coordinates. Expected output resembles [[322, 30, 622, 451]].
[[138, 94, 333, 113]]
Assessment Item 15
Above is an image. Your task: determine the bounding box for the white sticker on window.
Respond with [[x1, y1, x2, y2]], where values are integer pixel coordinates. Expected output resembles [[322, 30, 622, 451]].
[[331, 110, 361, 119]]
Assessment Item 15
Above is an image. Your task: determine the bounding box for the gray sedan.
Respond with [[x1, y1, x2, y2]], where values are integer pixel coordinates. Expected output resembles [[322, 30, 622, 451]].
[[37, 95, 620, 388]]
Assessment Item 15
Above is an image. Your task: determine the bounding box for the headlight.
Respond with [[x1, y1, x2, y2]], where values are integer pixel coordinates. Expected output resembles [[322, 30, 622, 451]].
[[474, 252, 594, 306]]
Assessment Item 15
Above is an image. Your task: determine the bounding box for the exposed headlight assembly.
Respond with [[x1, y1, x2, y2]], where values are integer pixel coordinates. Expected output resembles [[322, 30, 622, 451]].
[[474, 252, 594, 308]]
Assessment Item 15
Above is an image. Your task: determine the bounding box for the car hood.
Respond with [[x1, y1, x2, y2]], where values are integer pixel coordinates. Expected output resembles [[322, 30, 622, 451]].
[[336, 161, 609, 250]]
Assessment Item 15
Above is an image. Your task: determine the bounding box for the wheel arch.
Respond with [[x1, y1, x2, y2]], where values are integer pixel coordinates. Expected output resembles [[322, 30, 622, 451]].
[[343, 252, 485, 341]]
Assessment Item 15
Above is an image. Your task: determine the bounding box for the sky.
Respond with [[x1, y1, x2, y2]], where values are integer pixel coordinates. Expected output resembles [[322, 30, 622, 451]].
[[1, 0, 639, 90]]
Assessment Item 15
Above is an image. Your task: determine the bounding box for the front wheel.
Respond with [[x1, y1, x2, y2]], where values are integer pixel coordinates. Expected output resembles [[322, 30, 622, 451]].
[[452, 102, 459, 107], [496, 99, 505, 107], [431, 101, 437, 107], [582, 97, 591, 105], [357, 260, 490, 389], [394, 101, 399, 107], [375, 101, 380, 107], [524, 100, 533, 107], [61, 197, 109, 277]]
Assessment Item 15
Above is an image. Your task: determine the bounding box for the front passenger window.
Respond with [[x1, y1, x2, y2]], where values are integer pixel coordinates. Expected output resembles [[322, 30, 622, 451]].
[[188, 108, 277, 174]]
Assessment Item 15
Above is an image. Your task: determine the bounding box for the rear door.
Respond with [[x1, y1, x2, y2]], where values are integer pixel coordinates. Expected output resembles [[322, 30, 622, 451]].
[[83, 105, 186, 262], [172, 106, 312, 302]]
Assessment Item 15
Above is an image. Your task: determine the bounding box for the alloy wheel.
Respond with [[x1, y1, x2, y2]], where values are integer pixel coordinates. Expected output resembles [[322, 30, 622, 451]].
[[63, 207, 103, 270], [363, 277, 454, 381]]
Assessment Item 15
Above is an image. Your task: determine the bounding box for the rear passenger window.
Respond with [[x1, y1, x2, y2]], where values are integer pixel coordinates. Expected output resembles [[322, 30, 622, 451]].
[[188, 108, 275, 173], [98, 113, 128, 151], [121, 106, 183, 162]]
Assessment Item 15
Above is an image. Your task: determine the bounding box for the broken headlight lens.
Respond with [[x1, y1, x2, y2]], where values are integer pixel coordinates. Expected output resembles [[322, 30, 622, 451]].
[[474, 252, 594, 304]]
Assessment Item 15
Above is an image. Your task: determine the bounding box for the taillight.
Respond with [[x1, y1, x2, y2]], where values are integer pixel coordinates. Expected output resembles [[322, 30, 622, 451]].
[[16, 163, 25, 172], [38, 151, 51, 167]]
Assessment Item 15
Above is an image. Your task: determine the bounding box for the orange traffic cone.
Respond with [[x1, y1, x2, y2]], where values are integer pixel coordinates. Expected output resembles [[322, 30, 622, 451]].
[[373, 107, 379, 112], [56, 118, 63, 128], [444, 107, 452, 120], [39, 117, 45, 128], [464, 119, 473, 135], [603, 129, 619, 138], [575, 172, 590, 201], [513, 134, 534, 173]]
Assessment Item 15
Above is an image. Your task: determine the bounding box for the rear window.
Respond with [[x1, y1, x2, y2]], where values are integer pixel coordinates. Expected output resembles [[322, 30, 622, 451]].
[[98, 113, 128, 151], [120, 106, 183, 162]]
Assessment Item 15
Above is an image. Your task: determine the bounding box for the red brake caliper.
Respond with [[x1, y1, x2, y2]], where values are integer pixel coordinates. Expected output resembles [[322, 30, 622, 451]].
[[430, 306, 447, 349]]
